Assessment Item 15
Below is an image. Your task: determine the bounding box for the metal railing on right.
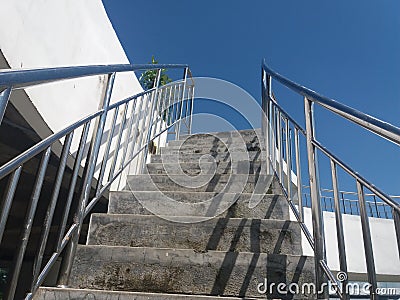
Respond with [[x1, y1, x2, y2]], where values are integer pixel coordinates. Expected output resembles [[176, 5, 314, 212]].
[[262, 59, 400, 300], [303, 187, 400, 219], [0, 63, 194, 299]]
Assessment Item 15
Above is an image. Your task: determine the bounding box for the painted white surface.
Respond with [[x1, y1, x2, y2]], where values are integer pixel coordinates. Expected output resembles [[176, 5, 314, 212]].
[[0, 0, 150, 189], [291, 207, 400, 280]]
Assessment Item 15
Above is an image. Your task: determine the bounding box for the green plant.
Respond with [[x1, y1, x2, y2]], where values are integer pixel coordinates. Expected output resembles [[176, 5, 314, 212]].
[[139, 56, 172, 90]]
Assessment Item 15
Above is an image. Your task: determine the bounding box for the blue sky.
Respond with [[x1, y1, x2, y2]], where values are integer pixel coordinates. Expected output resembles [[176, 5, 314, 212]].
[[102, 1, 400, 195]]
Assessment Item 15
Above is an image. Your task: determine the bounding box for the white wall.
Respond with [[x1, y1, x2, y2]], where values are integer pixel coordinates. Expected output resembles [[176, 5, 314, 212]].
[[0, 0, 148, 189], [292, 207, 400, 281]]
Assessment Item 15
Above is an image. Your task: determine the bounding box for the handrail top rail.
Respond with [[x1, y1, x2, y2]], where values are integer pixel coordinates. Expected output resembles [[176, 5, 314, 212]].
[[0, 63, 189, 90], [262, 59, 400, 145]]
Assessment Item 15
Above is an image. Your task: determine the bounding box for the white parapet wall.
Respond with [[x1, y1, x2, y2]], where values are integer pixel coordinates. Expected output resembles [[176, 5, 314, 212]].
[[0, 0, 149, 190], [294, 207, 400, 281]]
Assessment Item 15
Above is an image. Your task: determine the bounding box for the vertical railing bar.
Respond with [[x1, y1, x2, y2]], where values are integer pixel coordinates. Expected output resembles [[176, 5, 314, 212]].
[[32, 132, 74, 290], [304, 96, 328, 298], [127, 95, 146, 174], [0, 86, 12, 126], [270, 103, 276, 173], [95, 106, 119, 194], [330, 160, 349, 299], [56, 122, 91, 252], [373, 195, 380, 218], [6, 146, 51, 300], [356, 180, 378, 298], [141, 69, 162, 172], [188, 85, 195, 134], [0, 166, 22, 243], [135, 93, 152, 174], [276, 111, 284, 184], [117, 97, 138, 174], [393, 208, 400, 258], [284, 117, 293, 202], [57, 72, 115, 286], [155, 88, 166, 154], [107, 102, 129, 181], [176, 68, 188, 139], [294, 127, 303, 222]]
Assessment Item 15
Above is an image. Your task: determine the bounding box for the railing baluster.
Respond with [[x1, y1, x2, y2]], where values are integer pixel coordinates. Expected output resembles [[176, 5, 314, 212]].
[[108, 102, 129, 181], [0, 166, 22, 243], [330, 160, 349, 299], [117, 97, 138, 174], [276, 111, 284, 184], [96, 106, 119, 194], [284, 118, 292, 202], [6, 147, 51, 300], [56, 122, 91, 252], [32, 132, 74, 290], [356, 180, 378, 299], [304, 97, 327, 298], [58, 72, 115, 286]]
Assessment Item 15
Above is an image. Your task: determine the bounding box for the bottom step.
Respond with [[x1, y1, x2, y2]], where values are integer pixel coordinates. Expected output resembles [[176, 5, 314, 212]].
[[33, 287, 257, 299], [69, 246, 315, 299]]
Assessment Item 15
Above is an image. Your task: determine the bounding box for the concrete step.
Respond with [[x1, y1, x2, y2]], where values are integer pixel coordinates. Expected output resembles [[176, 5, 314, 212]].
[[87, 214, 301, 255], [150, 151, 263, 164], [108, 191, 289, 220], [146, 161, 262, 175], [126, 174, 278, 194], [34, 287, 258, 300], [69, 246, 315, 298], [179, 128, 262, 139]]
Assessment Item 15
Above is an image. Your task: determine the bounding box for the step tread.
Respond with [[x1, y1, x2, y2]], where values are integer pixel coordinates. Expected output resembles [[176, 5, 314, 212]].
[[108, 191, 289, 220], [34, 287, 258, 299], [87, 214, 301, 254], [70, 246, 315, 298]]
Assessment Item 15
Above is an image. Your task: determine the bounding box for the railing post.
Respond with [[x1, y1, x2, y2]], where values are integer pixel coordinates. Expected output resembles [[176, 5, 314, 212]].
[[0, 86, 12, 126], [176, 67, 188, 140], [304, 97, 328, 298], [356, 181, 378, 299], [57, 72, 115, 286], [141, 69, 161, 172], [262, 69, 271, 173], [330, 160, 349, 299]]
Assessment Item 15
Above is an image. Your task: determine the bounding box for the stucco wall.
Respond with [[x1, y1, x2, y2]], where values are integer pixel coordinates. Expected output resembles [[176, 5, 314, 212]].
[[0, 0, 147, 189], [293, 207, 400, 281]]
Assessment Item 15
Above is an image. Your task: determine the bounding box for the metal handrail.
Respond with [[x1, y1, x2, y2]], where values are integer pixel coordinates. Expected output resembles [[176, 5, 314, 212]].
[[0, 63, 187, 90], [262, 59, 400, 145], [0, 63, 194, 300], [262, 60, 400, 300]]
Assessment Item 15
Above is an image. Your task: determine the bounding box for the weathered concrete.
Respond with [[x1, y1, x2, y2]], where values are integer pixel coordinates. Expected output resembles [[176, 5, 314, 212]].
[[37, 129, 315, 299], [69, 246, 315, 298], [87, 214, 301, 254], [150, 151, 262, 164], [146, 161, 262, 175], [126, 174, 278, 194], [34, 287, 258, 299], [108, 191, 289, 219]]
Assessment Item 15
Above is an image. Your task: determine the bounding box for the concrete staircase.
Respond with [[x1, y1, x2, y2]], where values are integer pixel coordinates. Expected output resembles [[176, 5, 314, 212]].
[[34, 129, 315, 299]]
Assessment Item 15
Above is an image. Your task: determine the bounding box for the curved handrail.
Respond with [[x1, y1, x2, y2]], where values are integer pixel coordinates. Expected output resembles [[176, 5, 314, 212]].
[[0, 63, 188, 90], [262, 59, 400, 145]]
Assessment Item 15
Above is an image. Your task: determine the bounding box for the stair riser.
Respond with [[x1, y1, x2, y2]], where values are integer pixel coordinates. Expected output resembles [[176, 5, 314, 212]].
[[163, 143, 261, 153], [70, 246, 315, 298], [108, 192, 289, 220], [126, 175, 279, 194], [150, 151, 262, 163], [88, 215, 301, 255], [146, 161, 262, 175], [34, 288, 254, 300]]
